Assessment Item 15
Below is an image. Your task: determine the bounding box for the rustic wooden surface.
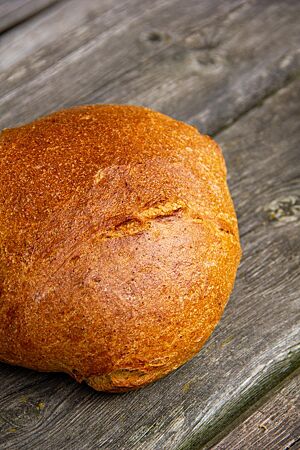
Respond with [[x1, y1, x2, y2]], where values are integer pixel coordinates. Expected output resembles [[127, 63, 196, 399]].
[[212, 369, 300, 450], [0, 0, 299, 449], [0, 0, 60, 34]]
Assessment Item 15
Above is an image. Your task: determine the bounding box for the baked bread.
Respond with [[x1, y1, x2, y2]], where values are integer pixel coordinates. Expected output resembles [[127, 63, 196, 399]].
[[0, 105, 241, 392]]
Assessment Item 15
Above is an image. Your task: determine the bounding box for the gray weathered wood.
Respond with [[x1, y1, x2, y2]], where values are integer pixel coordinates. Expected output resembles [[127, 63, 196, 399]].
[[210, 369, 300, 450], [1, 66, 299, 450], [0, 1, 300, 449], [0, 0, 60, 34], [0, 0, 121, 70], [0, 0, 300, 136], [0, 0, 234, 71]]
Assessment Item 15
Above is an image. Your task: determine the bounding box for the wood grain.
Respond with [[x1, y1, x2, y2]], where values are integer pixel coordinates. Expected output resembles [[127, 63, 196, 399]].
[[0, 0, 61, 34], [0, 0, 229, 71], [210, 369, 300, 450], [0, 0, 300, 136], [0, 0, 123, 70], [0, 1, 299, 449]]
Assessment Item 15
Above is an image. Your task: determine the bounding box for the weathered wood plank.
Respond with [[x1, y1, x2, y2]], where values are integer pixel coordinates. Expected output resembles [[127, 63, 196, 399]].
[[210, 369, 300, 450], [0, 66, 299, 450], [0, 0, 240, 72], [0, 0, 300, 136], [0, 0, 126, 70], [0, 0, 61, 34]]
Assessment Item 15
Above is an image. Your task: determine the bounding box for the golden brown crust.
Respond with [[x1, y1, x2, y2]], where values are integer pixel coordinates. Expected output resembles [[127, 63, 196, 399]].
[[0, 105, 241, 392]]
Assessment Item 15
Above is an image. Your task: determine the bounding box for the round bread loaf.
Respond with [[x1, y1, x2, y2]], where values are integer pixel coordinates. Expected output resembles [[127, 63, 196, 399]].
[[0, 105, 241, 392]]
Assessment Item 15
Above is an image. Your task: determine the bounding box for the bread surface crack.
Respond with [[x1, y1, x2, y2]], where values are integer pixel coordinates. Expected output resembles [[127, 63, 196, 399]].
[[99, 200, 186, 240]]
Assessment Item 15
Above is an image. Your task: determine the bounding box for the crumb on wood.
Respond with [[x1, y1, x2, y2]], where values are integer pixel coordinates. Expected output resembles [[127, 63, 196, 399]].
[[258, 423, 268, 431], [36, 401, 45, 411], [220, 335, 235, 348], [182, 381, 192, 393]]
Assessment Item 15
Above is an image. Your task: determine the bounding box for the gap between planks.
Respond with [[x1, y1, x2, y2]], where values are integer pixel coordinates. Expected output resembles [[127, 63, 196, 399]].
[[212, 71, 300, 139], [208, 367, 300, 450], [0, 0, 64, 35]]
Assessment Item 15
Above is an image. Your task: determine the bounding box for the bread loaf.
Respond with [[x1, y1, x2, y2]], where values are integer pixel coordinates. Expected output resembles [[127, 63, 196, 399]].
[[0, 105, 241, 392]]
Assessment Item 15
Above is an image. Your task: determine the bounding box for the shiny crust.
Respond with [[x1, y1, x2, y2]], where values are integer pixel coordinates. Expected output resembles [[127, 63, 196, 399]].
[[0, 105, 241, 392]]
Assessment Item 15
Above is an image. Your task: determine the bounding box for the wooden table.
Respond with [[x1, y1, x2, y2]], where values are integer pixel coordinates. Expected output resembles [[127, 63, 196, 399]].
[[0, 1, 299, 449]]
